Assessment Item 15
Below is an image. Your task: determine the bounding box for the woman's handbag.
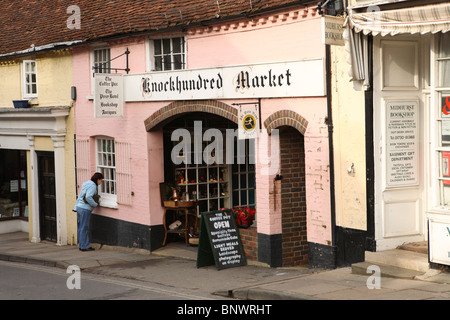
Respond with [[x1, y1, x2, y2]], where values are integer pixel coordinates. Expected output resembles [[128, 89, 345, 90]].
[[84, 194, 101, 205]]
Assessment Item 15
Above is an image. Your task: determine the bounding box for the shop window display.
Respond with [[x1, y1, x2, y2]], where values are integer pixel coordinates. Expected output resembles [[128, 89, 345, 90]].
[[0, 150, 28, 219], [164, 114, 256, 216]]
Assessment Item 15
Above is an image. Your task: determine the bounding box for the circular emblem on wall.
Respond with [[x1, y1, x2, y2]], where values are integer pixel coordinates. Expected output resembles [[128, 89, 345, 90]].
[[243, 114, 256, 132]]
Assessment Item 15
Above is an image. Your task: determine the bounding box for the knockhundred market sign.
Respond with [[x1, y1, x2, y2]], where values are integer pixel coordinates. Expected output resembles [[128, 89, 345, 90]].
[[124, 59, 325, 101]]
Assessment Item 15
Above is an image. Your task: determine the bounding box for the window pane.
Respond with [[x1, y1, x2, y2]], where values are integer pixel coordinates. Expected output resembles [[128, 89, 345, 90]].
[[439, 61, 450, 87], [232, 174, 239, 189], [439, 33, 450, 59], [154, 40, 162, 55], [155, 56, 162, 71], [163, 39, 171, 55], [440, 180, 450, 206], [163, 54, 172, 70], [440, 152, 450, 178], [240, 174, 247, 188], [174, 54, 183, 70], [94, 49, 111, 74], [97, 138, 116, 196], [172, 37, 182, 54], [233, 191, 239, 207], [248, 173, 255, 188], [248, 189, 255, 205], [31, 84, 37, 94], [440, 92, 450, 148], [240, 190, 247, 205], [441, 121, 450, 147]]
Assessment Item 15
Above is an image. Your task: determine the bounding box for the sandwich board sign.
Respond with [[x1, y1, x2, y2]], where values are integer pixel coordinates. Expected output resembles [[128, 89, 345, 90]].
[[196, 209, 247, 270]]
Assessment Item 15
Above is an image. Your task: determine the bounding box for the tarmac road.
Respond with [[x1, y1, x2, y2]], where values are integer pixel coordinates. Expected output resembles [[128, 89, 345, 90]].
[[0, 260, 225, 300], [1, 232, 450, 302]]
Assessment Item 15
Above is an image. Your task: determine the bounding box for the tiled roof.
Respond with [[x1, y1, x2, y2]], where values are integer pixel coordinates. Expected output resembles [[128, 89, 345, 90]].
[[0, 0, 305, 56]]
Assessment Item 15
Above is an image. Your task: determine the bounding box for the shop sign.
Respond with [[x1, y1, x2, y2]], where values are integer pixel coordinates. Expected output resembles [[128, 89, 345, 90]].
[[124, 59, 325, 101], [321, 15, 345, 46], [197, 210, 246, 270], [385, 100, 419, 188], [10, 180, 18, 192], [238, 106, 260, 140], [94, 74, 124, 118], [429, 219, 450, 266]]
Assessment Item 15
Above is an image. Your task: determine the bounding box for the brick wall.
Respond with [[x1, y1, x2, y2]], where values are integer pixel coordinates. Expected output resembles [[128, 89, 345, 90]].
[[239, 227, 257, 262], [280, 126, 308, 266]]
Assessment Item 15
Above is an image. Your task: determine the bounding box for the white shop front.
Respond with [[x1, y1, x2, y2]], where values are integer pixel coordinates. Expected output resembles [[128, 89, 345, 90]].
[[346, 2, 450, 267]]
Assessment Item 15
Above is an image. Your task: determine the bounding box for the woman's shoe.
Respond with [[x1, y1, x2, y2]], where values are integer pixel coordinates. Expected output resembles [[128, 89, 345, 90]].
[[79, 247, 95, 251]]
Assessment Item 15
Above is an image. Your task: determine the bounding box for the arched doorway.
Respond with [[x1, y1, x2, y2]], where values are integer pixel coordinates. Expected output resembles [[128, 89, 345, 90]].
[[145, 101, 257, 258], [279, 126, 307, 266], [264, 110, 308, 267]]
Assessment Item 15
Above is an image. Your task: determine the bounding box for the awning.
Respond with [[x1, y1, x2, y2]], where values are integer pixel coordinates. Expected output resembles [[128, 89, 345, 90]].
[[344, 2, 450, 90], [346, 2, 450, 36]]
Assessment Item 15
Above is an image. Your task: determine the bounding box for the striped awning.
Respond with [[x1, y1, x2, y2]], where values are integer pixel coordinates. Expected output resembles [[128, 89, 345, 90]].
[[346, 2, 450, 36]]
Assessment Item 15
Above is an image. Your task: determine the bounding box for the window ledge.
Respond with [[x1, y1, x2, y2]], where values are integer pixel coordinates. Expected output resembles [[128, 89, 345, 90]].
[[100, 202, 118, 209], [28, 98, 39, 106]]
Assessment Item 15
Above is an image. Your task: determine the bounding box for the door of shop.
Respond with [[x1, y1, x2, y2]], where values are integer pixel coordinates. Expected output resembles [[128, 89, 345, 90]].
[[38, 152, 57, 242], [373, 35, 429, 250]]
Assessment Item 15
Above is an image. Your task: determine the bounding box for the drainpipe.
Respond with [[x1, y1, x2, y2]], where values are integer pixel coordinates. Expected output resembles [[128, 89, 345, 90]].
[[326, 43, 337, 268]]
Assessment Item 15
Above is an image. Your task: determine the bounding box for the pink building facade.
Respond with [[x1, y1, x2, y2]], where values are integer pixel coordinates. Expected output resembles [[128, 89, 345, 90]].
[[72, 4, 333, 268]]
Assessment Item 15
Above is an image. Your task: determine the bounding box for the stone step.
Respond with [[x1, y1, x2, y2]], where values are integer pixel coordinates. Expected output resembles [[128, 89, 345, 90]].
[[397, 241, 428, 255], [352, 261, 424, 280], [364, 249, 429, 273]]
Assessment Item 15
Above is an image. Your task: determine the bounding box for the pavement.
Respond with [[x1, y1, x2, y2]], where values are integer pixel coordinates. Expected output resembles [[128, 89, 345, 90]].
[[1, 232, 450, 300]]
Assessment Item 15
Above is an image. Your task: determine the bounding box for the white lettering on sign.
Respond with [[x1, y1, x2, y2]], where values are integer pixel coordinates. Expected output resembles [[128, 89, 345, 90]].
[[214, 220, 230, 229]]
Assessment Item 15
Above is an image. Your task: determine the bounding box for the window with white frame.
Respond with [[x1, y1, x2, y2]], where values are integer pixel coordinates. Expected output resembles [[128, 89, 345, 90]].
[[232, 140, 256, 209], [96, 137, 117, 207], [436, 32, 450, 206], [22, 60, 38, 98], [92, 48, 111, 76], [150, 37, 185, 71]]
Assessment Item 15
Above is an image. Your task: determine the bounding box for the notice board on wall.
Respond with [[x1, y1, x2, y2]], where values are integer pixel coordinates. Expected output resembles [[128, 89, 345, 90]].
[[196, 210, 247, 270], [385, 99, 419, 188]]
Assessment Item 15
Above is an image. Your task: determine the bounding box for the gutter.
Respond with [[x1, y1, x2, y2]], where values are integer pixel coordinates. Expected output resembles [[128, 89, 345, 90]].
[[0, 41, 83, 59], [325, 43, 337, 268]]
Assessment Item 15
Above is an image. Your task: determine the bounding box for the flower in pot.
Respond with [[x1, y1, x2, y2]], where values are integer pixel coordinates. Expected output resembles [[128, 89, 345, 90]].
[[233, 207, 256, 228]]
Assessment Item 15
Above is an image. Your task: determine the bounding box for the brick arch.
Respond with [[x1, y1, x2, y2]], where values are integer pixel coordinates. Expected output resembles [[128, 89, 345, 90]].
[[264, 110, 308, 135], [144, 100, 238, 131]]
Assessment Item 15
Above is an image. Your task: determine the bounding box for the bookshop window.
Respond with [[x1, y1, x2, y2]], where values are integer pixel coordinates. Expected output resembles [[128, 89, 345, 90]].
[[436, 33, 450, 205]]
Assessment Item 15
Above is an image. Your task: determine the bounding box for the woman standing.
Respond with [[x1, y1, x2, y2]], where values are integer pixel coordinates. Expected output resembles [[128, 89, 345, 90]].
[[74, 172, 103, 251]]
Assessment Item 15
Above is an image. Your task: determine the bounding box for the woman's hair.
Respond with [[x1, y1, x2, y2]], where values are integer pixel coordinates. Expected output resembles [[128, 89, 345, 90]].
[[90, 172, 104, 184]]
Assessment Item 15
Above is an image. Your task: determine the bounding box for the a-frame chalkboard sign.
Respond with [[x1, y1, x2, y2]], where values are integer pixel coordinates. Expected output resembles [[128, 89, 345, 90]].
[[196, 209, 247, 270]]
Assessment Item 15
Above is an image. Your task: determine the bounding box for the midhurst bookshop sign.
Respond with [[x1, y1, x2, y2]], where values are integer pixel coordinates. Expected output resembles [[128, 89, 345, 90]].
[[124, 59, 325, 101]]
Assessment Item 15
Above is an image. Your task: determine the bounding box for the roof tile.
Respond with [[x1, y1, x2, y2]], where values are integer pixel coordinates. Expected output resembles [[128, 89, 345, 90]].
[[0, 0, 302, 55]]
